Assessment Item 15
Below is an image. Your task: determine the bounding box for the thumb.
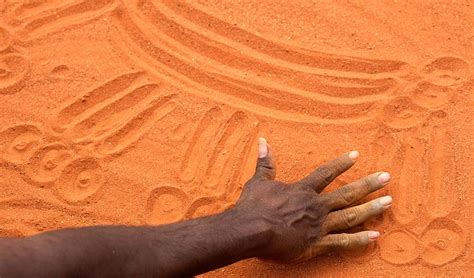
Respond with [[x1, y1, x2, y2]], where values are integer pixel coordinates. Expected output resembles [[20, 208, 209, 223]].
[[253, 137, 276, 180]]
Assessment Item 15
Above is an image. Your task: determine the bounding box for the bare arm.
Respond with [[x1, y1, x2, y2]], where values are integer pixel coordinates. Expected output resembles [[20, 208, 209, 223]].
[[0, 138, 392, 277], [0, 208, 270, 277]]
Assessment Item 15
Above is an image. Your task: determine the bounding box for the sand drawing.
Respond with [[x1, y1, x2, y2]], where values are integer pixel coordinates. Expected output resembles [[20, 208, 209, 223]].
[[23, 142, 75, 186], [0, 0, 113, 97], [146, 107, 260, 224], [106, 0, 472, 267], [54, 157, 106, 205], [420, 217, 467, 266], [0, 53, 30, 96], [108, 0, 421, 124], [0, 71, 176, 204], [0, 0, 117, 42], [0, 23, 31, 96], [0, 123, 43, 165], [379, 229, 422, 265], [373, 57, 471, 266], [146, 185, 190, 225], [0, 1, 472, 274]]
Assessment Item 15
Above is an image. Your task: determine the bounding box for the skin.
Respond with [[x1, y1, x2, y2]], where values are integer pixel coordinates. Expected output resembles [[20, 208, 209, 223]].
[[0, 138, 392, 277]]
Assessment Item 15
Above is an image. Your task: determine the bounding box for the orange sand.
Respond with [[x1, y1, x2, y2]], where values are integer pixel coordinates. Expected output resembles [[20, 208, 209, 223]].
[[0, 0, 473, 276]]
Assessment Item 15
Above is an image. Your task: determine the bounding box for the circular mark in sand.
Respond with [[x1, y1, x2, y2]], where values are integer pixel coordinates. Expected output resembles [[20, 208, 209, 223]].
[[54, 157, 106, 205], [380, 97, 427, 129], [0, 54, 30, 95], [421, 57, 470, 87], [0, 26, 12, 51], [411, 81, 452, 109], [420, 218, 466, 266], [24, 143, 74, 185], [0, 124, 42, 165], [185, 197, 231, 219], [146, 186, 188, 225], [379, 230, 421, 265]]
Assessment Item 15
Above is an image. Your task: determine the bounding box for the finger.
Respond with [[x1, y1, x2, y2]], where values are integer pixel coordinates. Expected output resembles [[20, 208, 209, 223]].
[[322, 195, 392, 234], [252, 137, 276, 180], [320, 231, 380, 251], [294, 231, 380, 261], [325, 172, 391, 210], [299, 151, 359, 192]]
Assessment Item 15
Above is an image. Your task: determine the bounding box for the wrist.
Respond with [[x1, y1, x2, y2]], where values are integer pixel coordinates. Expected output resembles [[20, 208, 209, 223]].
[[222, 206, 274, 259]]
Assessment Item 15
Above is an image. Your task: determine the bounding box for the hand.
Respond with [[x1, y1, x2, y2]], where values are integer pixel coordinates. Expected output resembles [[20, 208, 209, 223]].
[[235, 138, 392, 263]]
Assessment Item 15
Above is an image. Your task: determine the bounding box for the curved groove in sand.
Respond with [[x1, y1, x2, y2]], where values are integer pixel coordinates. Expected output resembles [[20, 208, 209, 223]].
[[380, 96, 429, 130], [0, 54, 30, 95], [392, 134, 426, 225], [426, 125, 456, 218], [69, 83, 160, 144], [23, 142, 75, 186], [11, 0, 117, 41], [411, 81, 453, 110], [179, 107, 225, 184], [420, 57, 471, 87], [50, 71, 145, 133], [203, 111, 254, 197], [112, 8, 378, 111], [93, 94, 177, 157], [145, 185, 189, 225], [420, 217, 466, 266], [379, 230, 422, 265], [0, 26, 13, 51], [126, 0, 400, 101], [53, 157, 106, 205], [179, 109, 258, 209], [0, 123, 43, 165], [110, 9, 374, 124], [157, 0, 408, 76]]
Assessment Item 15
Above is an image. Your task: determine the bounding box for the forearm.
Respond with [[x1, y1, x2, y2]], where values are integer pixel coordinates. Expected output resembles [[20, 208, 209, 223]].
[[148, 207, 273, 276], [0, 207, 273, 277]]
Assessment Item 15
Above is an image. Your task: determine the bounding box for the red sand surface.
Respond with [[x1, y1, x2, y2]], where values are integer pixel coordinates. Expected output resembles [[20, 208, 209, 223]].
[[0, 0, 473, 276]]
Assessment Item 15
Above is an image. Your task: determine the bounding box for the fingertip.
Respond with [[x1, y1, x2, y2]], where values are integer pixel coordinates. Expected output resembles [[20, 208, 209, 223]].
[[258, 137, 268, 158], [367, 231, 380, 241], [379, 195, 393, 208], [377, 172, 391, 184], [348, 150, 359, 161]]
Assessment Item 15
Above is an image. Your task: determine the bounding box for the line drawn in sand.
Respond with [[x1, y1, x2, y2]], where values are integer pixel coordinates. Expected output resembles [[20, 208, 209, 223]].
[[364, 57, 471, 266], [1, 1, 472, 266], [0, 25, 31, 95], [0, 0, 118, 95], [109, 0, 423, 124], [145, 106, 261, 225], [0, 0, 117, 42], [0, 71, 177, 205], [108, 1, 472, 265]]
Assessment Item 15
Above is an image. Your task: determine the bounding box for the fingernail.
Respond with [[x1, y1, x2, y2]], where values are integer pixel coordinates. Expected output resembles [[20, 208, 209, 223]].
[[378, 172, 391, 184], [258, 137, 268, 158], [368, 231, 380, 241], [349, 150, 359, 160], [379, 195, 393, 208]]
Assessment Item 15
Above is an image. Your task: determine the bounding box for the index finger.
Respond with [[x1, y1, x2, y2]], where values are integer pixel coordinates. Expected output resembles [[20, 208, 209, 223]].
[[298, 151, 359, 192]]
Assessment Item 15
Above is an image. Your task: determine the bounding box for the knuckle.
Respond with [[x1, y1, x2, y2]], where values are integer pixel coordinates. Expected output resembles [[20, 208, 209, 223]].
[[257, 158, 273, 170], [338, 234, 351, 248], [362, 176, 373, 192], [337, 186, 354, 205], [342, 209, 358, 227], [316, 166, 333, 183]]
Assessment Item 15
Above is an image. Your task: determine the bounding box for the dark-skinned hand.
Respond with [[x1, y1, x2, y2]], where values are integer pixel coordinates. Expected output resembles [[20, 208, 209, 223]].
[[235, 138, 392, 262]]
